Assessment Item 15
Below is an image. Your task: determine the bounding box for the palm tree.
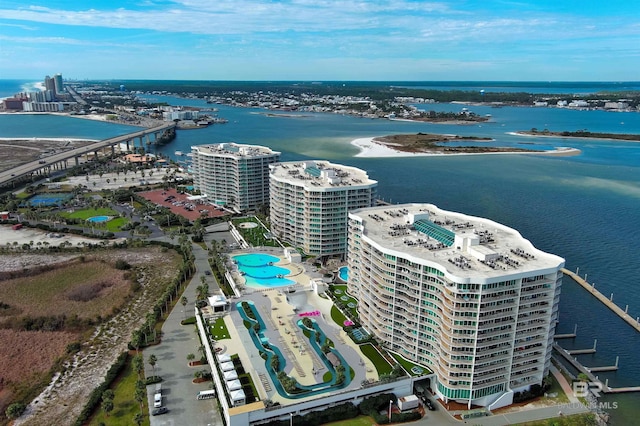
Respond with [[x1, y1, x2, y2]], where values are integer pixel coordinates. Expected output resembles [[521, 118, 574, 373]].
[[187, 353, 195, 365], [134, 387, 145, 411], [133, 354, 144, 379], [148, 354, 157, 376], [181, 296, 188, 319]]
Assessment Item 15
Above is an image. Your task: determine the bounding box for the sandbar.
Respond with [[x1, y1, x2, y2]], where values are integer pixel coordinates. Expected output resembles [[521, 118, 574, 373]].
[[350, 137, 581, 158]]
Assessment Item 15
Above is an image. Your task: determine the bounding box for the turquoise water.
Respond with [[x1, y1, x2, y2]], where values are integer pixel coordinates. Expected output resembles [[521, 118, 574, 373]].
[[339, 266, 348, 282], [237, 301, 351, 398], [87, 215, 110, 223], [4, 82, 640, 424], [26, 193, 72, 206], [233, 253, 294, 288]]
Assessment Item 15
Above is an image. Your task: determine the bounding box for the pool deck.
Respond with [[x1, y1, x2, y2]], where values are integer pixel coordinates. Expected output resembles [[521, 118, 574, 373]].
[[216, 250, 378, 406], [229, 248, 313, 293]]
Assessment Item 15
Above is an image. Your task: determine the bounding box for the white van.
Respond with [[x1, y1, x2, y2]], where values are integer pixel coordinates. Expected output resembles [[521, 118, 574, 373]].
[[197, 390, 216, 400], [153, 392, 162, 408]]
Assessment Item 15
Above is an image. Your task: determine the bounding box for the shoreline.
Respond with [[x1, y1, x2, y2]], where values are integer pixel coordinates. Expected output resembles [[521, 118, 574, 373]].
[[350, 136, 581, 158], [508, 131, 640, 143], [0, 111, 159, 128]]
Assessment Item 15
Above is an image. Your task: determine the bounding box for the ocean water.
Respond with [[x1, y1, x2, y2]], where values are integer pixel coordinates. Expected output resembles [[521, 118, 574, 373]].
[[2, 82, 640, 423], [0, 79, 44, 99]]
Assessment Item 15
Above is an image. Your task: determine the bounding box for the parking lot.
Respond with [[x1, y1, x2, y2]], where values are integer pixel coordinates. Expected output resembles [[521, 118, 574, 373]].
[[138, 188, 230, 221]]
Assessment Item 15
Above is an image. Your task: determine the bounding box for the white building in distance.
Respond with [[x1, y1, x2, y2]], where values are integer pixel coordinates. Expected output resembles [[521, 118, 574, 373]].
[[269, 160, 377, 259], [191, 143, 280, 213], [347, 203, 564, 409]]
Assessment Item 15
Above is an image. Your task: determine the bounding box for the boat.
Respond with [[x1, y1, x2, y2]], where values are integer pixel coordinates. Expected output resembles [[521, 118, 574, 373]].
[[175, 151, 183, 156]]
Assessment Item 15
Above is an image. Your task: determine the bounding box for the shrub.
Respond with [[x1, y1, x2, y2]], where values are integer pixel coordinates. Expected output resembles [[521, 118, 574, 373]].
[[114, 259, 131, 270], [66, 341, 82, 354], [73, 352, 128, 426], [5, 402, 26, 419], [144, 376, 163, 385]]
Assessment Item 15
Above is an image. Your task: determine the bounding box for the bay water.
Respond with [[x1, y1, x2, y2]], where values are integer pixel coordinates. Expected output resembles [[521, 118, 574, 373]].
[[2, 84, 640, 424]]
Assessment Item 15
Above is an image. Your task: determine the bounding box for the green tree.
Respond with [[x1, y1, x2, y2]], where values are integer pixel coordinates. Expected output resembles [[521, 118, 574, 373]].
[[134, 412, 145, 426], [130, 330, 142, 353], [102, 389, 115, 402], [181, 296, 188, 319], [133, 354, 144, 379], [187, 353, 195, 365], [5, 402, 26, 419], [134, 387, 146, 411], [101, 399, 114, 417], [148, 354, 158, 376]]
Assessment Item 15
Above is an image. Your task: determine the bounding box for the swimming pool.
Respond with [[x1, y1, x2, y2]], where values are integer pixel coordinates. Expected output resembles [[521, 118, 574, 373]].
[[87, 215, 110, 223], [339, 266, 348, 282], [233, 253, 294, 288]]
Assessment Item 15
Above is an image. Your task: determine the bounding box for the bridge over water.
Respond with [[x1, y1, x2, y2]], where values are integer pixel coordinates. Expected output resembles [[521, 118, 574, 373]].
[[0, 122, 176, 187]]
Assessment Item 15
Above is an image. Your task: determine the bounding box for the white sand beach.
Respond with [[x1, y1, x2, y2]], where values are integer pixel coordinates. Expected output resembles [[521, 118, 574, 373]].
[[350, 136, 581, 158]]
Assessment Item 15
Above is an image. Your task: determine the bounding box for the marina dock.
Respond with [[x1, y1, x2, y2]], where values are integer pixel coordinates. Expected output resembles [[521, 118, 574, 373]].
[[561, 268, 640, 332]]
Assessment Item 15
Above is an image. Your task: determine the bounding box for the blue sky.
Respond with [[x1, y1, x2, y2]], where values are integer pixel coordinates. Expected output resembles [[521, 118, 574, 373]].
[[0, 0, 638, 81]]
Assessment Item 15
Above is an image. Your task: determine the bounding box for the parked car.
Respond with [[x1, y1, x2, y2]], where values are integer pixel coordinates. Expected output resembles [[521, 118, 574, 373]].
[[152, 407, 168, 416], [423, 398, 436, 411]]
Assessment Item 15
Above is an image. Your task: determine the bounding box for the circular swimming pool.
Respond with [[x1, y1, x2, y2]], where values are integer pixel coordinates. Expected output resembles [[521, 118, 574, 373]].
[[87, 215, 110, 223]]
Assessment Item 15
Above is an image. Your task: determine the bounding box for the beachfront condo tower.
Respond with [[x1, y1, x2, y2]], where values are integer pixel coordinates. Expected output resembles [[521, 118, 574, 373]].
[[269, 160, 377, 259], [347, 203, 564, 410], [191, 143, 280, 213]]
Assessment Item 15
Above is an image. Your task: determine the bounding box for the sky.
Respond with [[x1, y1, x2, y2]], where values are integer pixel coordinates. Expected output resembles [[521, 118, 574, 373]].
[[0, 0, 639, 81]]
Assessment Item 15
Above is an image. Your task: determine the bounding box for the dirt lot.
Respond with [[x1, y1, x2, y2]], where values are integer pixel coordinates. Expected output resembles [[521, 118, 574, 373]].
[[139, 187, 230, 221], [0, 247, 182, 426], [0, 138, 95, 173]]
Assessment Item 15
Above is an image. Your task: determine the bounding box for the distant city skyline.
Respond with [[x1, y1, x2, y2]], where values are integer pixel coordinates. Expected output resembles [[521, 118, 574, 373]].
[[1, 1, 639, 81]]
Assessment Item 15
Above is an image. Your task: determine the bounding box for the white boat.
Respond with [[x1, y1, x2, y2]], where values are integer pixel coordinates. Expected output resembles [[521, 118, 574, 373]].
[[175, 151, 183, 156]]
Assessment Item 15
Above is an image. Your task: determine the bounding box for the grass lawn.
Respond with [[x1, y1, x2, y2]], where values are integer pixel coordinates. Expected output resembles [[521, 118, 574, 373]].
[[391, 353, 432, 376], [330, 305, 348, 326], [331, 285, 358, 319], [89, 356, 150, 426], [210, 317, 231, 340], [325, 415, 377, 426], [61, 207, 127, 232], [359, 343, 393, 376], [514, 412, 597, 426], [63, 207, 118, 220], [231, 217, 281, 248], [546, 373, 570, 404]]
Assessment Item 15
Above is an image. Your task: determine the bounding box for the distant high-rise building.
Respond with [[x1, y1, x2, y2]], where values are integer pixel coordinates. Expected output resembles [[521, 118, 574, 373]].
[[347, 203, 564, 410], [191, 143, 280, 213], [53, 73, 64, 95], [44, 75, 56, 93], [269, 160, 377, 259]]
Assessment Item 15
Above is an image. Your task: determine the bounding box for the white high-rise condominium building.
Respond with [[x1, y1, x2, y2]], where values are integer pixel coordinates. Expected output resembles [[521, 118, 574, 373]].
[[191, 143, 280, 213], [347, 203, 563, 409], [269, 160, 377, 259]]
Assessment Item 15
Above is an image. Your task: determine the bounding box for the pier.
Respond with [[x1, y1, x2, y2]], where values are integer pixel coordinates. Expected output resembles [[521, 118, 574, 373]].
[[588, 356, 619, 373], [554, 324, 578, 339], [554, 344, 640, 394], [561, 268, 640, 333]]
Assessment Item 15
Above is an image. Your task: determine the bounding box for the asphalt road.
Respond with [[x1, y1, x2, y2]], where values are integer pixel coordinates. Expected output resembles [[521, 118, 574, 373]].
[[145, 243, 224, 426]]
